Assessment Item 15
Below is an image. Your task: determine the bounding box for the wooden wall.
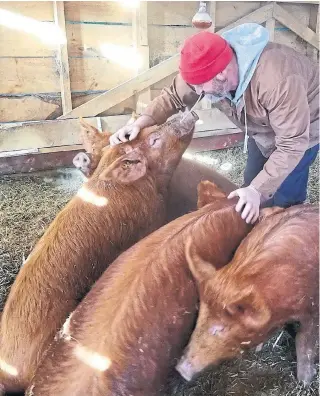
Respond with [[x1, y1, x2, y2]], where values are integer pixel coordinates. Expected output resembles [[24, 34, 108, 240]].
[[0, 1, 318, 123]]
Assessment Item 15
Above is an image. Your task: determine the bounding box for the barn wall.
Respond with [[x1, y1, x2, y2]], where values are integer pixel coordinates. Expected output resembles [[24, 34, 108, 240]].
[[0, 1, 318, 123]]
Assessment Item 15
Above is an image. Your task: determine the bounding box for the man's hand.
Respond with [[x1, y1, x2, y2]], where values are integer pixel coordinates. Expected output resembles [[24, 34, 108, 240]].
[[228, 185, 261, 224], [109, 123, 141, 146]]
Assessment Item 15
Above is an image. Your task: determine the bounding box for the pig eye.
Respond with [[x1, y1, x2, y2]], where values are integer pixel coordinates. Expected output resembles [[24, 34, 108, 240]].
[[149, 135, 161, 147]]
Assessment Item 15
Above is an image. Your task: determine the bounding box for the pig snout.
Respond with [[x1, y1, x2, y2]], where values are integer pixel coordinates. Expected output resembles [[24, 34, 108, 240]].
[[73, 152, 91, 174], [174, 111, 198, 136], [176, 355, 198, 381]]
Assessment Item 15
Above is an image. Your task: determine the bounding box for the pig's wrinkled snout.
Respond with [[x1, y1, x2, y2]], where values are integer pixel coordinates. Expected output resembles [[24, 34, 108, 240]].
[[175, 111, 198, 136]]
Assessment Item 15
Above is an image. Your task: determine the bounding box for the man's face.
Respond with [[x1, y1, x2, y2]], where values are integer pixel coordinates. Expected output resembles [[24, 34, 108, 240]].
[[191, 58, 238, 98], [192, 71, 230, 97]]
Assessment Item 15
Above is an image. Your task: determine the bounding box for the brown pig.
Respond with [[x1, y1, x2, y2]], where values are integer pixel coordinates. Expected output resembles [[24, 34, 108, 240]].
[[0, 112, 196, 394], [176, 203, 319, 386], [26, 182, 252, 396]]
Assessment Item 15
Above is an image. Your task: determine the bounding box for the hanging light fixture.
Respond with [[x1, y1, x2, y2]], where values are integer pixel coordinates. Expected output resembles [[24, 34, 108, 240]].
[[192, 1, 212, 30]]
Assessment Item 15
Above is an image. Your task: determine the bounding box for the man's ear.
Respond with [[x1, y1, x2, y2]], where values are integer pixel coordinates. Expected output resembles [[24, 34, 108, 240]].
[[197, 181, 226, 209], [79, 118, 111, 154], [99, 150, 147, 184]]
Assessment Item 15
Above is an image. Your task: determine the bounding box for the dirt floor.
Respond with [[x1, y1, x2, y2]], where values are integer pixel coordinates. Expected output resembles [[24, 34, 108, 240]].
[[0, 146, 318, 395]]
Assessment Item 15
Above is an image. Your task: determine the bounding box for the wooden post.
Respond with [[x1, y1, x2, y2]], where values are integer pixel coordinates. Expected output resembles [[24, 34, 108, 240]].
[[307, 4, 319, 61], [132, 2, 151, 114], [266, 18, 276, 42], [53, 1, 72, 114], [200, 1, 216, 111]]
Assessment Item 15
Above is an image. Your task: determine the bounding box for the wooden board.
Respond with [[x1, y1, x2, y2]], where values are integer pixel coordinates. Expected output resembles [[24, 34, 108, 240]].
[[0, 58, 60, 94], [66, 24, 132, 57], [147, 2, 197, 26], [0, 25, 56, 57], [215, 2, 261, 29], [0, 95, 61, 122], [0, 1, 54, 21], [64, 1, 132, 23], [149, 25, 195, 65], [0, 110, 238, 152], [188, 132, 244, 153], [69, 57, 136, 92]]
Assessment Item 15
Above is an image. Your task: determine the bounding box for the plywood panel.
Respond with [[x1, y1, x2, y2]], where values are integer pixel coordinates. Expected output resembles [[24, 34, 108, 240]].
[[148, 2, 197, 26], [0, 58, 60, 94], [0, 95, 61, 122], [0, 1, 54, 21], [66, 24, 132, 57], [149, 25, 194, 65], [215, 2, 261, 29], [151, 73, 177, 90], [275, 23, 308, 54], [0, 24, 57, 57], [64, 1, 131, 23], [69, 58, 135, 92]]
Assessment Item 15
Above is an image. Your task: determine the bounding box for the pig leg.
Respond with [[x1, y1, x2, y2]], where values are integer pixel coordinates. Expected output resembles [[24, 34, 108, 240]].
[[295, 317, 318, 386]]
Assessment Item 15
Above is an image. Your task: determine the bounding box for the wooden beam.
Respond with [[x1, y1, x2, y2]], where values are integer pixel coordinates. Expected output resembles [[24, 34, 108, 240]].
[[58, 55, 179, 119], [188, 131, 244, 154], [58, 3, 273, 119], [132, 2, 151, 114], [53, 1, 72, 114], [0, 109, 238, 153], [218, 3, 274, 35], [273, 3, 319, 50], [266, 18, 276, 42], [307, 4, 319, 61]]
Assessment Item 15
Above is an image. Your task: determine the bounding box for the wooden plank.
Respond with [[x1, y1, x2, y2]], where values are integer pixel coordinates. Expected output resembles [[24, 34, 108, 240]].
[[273, 3, 319, 49], [53, 1, 72, 114], [64, 1, 132, 23], [0, 95, 61, 123], [188, 132, 245, 154], [69, 58, 136, 92], [59, 54, 180, 119], [66, 24, 132, 57], [0, 115, 130, 152], [133, 2, 151, 114], [0, 150, 81, 175], [0, 1, 54, 21], [148, 1, 197, 26], [218, 3, 274, 35], [307, 4, 319, 60], [0, 58, 60, 94], [0, 25, 55, 57], [59, 3, 273, 119], [0, 109, 238, 152], [149, 26, 195, 66], [216, 1, 261, 29], [266, 18, 276, 42]]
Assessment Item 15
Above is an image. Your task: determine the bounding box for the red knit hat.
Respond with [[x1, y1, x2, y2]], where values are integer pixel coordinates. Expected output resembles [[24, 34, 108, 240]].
[[179, 31, 233, 85]]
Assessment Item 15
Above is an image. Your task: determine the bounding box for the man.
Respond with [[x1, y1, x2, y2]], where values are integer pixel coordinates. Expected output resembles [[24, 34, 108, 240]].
[[110, 23, 319, 224]]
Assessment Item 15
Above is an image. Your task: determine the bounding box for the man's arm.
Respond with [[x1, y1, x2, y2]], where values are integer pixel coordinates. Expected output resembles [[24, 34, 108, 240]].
[[251, 75, 310, 201]]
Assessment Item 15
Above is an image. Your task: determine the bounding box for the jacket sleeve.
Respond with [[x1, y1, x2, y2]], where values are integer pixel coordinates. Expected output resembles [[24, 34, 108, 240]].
[[250, 75, 310, 200], [141, 73, 200, 125]]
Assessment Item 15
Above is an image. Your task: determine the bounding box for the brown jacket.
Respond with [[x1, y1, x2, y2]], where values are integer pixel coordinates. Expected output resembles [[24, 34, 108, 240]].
[[142, 42, 319, 199]]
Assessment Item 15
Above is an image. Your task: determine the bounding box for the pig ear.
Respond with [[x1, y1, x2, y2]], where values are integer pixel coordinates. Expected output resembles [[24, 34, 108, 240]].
[[197, 181, 226, 209], [258, 206, 285, 222], [99, 150, 147, 184], [79, 118, 111, 153], [225, 287, 271, 329], [185, 237, 216, 283]]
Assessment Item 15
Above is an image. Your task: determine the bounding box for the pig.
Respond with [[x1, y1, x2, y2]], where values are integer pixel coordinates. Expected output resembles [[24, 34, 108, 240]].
[[176, 203, 319, 386], [26, 181, 252, 396], [0, 112, 196, 394]]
